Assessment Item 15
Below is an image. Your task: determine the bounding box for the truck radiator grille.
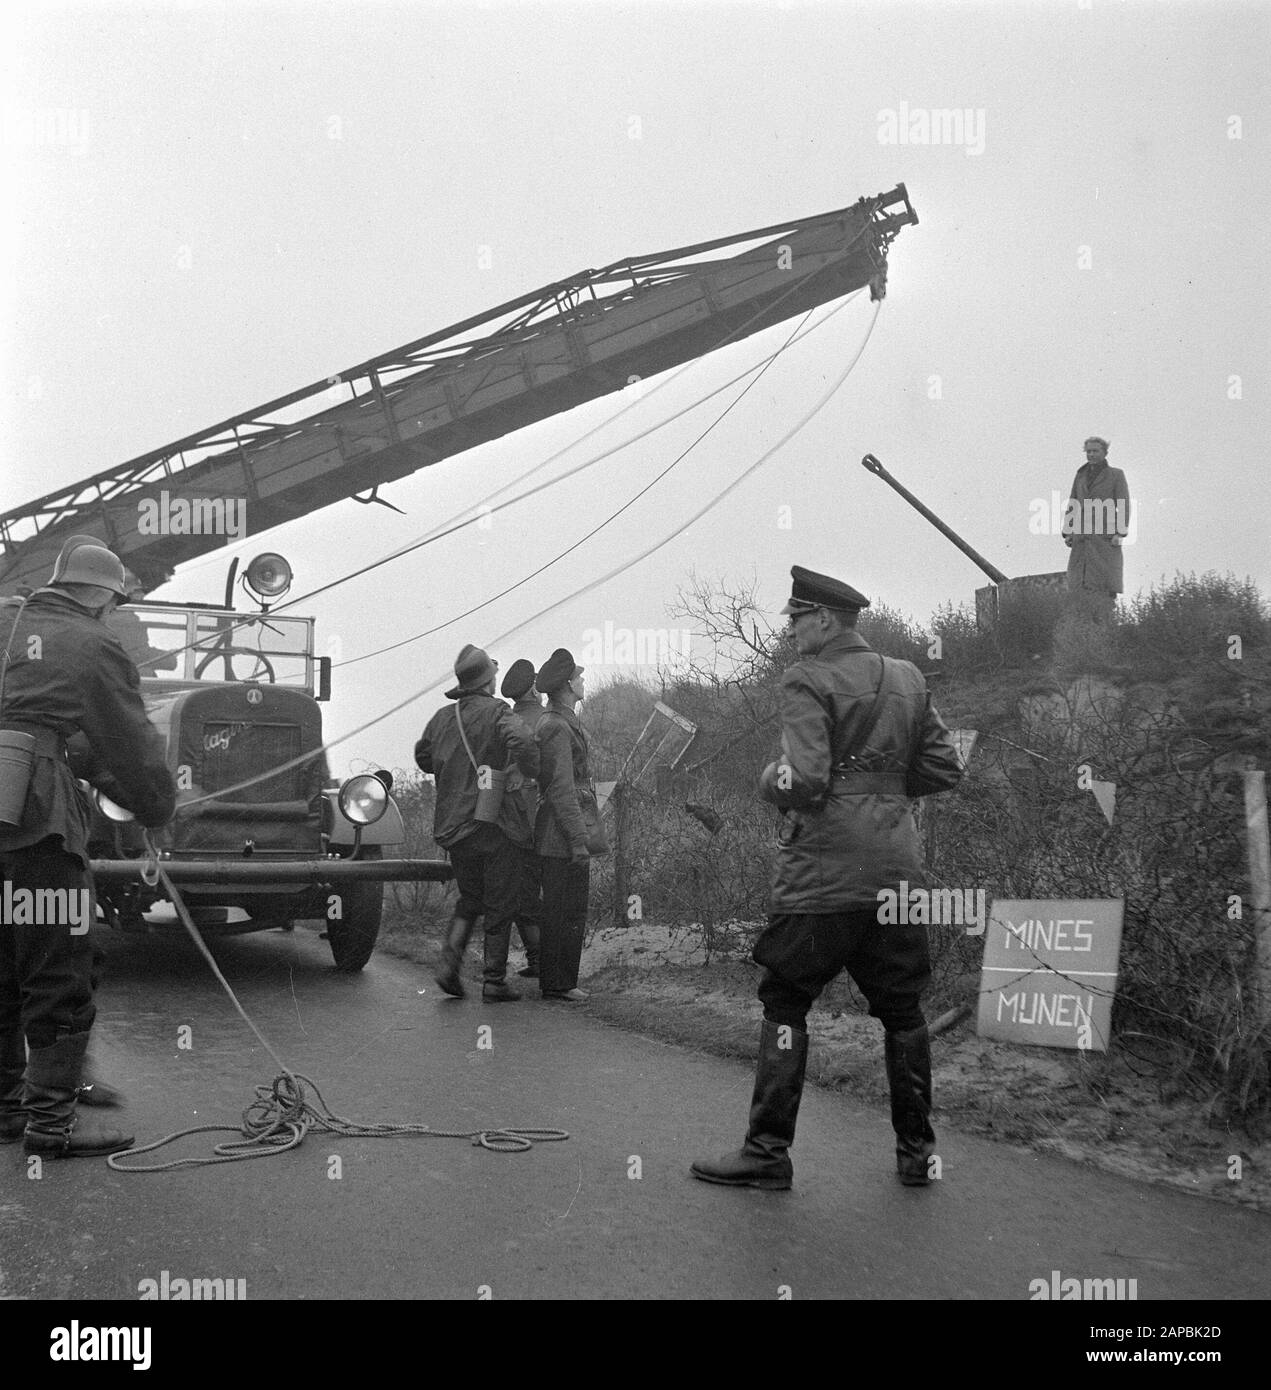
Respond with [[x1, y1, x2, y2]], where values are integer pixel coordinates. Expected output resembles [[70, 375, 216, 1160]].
[[202, 722, 303, 804]]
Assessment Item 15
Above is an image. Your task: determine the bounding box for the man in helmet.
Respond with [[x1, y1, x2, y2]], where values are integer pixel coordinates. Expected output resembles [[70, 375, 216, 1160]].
[[0, 537, 176, 1157]]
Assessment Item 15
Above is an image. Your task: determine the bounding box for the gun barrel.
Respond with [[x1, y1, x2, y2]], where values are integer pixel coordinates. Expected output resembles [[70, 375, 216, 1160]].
[[860, 454, 1009, 585]]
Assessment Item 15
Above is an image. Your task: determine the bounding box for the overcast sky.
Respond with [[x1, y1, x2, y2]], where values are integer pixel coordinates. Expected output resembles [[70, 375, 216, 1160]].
[[3, 0, 1267, 776]]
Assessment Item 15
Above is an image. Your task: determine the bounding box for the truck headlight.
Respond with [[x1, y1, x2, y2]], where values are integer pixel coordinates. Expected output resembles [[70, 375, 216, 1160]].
[[338, 774, 388, 825]]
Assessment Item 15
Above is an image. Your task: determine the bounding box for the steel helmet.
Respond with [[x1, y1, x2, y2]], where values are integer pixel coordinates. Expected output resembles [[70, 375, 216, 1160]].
[[49, 539, 128, 596]]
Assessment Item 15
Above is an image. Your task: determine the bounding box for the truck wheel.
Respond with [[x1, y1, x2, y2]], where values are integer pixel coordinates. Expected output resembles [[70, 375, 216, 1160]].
[[326, 848, 384, 972]]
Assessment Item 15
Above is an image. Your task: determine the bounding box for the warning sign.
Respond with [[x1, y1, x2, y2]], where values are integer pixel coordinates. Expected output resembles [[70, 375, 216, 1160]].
[[976, 899, 1124, 1051]]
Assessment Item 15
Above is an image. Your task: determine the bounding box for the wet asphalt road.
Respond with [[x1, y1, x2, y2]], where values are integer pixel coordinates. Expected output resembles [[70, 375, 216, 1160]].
[[0, 923, 1267, 1302]]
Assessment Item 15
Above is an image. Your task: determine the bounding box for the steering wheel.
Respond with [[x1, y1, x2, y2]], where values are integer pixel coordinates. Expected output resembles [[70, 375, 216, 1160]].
[[193, 644, 277, 683]]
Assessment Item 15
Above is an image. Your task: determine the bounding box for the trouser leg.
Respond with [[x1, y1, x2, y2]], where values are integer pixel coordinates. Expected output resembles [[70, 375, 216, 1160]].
[[540, 856, 588, 994], [1, 844, 96, 1047], [435, 839, 483, 999], [514, 847, 542, 974], [1, 844, 132, 1158], [78, 938, 122, 1106], [0, 879, 25, 1139], [690, 913, 844, 1189], [480, 830, 522, 991], [537, 857, 566, 995], [844, 916, 935, 1185]]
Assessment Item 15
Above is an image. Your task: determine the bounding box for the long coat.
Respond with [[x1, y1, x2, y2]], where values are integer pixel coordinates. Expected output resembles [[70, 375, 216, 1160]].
[[498, 695, 546, 849], [761, 631, 963, 912], [533, 700, 595, 860], [0, 587, 176, 867], [1063, 462, 1131, 594], [414, 692, 539, 850]]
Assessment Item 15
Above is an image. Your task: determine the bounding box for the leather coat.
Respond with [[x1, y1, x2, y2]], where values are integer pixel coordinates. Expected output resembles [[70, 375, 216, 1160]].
[[761, 630, 963, 911], [533, 699, 594, 859]]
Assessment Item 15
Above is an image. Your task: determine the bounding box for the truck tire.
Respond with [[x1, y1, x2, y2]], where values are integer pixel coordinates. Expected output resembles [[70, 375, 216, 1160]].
[[326, 847, 384, 972]]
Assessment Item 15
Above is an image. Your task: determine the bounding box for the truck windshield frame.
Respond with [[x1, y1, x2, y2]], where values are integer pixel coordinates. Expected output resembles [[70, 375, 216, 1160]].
[[107, 603, 317, 695]]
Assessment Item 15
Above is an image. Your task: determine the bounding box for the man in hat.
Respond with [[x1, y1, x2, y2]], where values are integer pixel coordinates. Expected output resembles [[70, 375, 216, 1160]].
[[0, 538, 176, 1157], [690, 566, 964, 1191], [498, 660, 545, 979], [533, 649, 603, 1001], [1061, 436, 1131, 622], [415, 645, 540, 1001]]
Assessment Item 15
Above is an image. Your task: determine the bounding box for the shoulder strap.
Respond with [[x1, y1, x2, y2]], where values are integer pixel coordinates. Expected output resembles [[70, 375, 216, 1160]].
[[837, 654, 891, 769], [453, 704, 480, 772]]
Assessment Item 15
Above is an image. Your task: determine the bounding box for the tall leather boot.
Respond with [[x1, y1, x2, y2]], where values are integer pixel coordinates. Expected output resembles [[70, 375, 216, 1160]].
[[23, 1033, 135, 1159], [884, 1024, 936, 1186], [690, 1020, 808, 1190], [434, 915, 475, 998], [0, 1028, 26, 1144]]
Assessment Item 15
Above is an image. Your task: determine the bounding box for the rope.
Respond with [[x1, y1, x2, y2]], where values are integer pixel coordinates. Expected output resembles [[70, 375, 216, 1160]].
[[106, 832, 568, 1171], [107, 1070, 567, 1172], [172, 294, 883, 811]]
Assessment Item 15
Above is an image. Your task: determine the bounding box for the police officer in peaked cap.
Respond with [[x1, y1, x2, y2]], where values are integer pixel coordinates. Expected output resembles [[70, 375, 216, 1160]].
[[691, 565, 964, 1190]]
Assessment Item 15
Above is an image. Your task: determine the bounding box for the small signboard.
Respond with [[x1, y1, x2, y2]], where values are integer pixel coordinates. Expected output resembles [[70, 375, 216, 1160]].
[[976, 899, 1124, 1051], [620, 701, 697, 792]]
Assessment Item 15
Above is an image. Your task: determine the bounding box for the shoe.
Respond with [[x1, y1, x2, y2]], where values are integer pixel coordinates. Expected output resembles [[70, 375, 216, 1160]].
[[434, 915, 475, 998], [481, 982, 522, 1003], [22, 1033, 135, 1159], [541, 988, 588, 1001], [884, 1024, 937, 1186], [690, 1020, 807, 1190]]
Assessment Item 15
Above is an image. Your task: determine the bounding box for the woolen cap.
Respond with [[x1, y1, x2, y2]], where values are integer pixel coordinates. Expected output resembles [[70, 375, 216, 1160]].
[[444, 643, 498, 699], [779, 565, 870, 616], [537, 647, 583, 695], [500, 659, 537, 700]]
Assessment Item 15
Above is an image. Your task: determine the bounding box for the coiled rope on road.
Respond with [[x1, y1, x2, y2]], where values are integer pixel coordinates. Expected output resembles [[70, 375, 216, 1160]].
[[106, 835, 568, 1172], [107, 1070, 568, 1172]]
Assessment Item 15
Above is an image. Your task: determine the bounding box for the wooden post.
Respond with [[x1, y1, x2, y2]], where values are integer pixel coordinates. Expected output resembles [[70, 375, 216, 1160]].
[[612, 780, 630, 928], [1242, 769, 1271, 1025]]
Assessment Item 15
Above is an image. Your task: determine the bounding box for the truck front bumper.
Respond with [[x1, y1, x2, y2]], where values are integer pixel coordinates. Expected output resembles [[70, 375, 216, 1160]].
[[89, 858, 453, 885]]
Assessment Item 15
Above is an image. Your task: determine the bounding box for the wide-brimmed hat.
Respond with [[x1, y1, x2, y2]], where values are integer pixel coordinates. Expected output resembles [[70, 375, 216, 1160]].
[[444, 643, 498, 699], [537, 647, 583, 695], [500, 659, 537, 700]]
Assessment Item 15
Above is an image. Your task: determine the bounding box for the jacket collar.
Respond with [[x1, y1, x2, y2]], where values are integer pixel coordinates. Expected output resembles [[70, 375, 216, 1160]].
[[811, 630, 874, 659], [20, 587, 104, 619], [545, 696, 581, 727]]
